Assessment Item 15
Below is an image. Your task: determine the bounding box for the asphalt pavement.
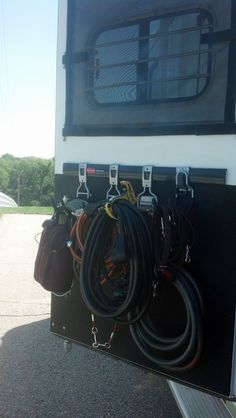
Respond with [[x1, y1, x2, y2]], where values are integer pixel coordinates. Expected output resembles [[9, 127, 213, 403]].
[[0, 214, 181, 418]]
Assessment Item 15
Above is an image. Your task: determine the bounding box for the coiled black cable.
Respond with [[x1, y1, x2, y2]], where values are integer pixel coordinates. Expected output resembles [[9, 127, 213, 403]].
[[80, 195, 203, 370], [153, 204, 194, 269], [127, 202, 203, 371], [80, 199, 153, 324], [129, 267, 203, 371]]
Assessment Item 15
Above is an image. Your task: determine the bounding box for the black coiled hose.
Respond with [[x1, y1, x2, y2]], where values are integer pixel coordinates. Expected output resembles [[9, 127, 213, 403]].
[[80, 196, 203, 370], [129, 268, 203, 371], [80, 199, 153, 324]]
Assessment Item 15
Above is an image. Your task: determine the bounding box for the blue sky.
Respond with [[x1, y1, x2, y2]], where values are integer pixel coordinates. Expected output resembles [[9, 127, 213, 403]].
[[0, 0, 58, 158]]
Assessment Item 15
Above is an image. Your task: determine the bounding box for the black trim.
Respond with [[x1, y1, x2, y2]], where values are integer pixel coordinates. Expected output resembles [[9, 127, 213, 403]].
[[62, 162, 226, 185], [137, 21, 149, 102], [63, 122, 236, 137], [64, 0, 75, 129], [224, 1, 236, 123], [201, 29, 236, 44], [63, 51, 90, 65]]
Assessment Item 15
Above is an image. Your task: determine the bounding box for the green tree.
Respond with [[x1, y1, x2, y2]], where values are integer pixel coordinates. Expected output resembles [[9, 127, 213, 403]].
[[0, 155, 55, 206], [0, 159, 10, 191]]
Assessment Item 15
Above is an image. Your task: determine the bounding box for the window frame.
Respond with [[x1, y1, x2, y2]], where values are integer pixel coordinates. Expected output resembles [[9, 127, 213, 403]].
[[88, 8, 213, 107]]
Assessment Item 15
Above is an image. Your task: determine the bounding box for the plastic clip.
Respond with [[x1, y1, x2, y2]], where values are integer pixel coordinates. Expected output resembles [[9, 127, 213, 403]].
[[106, 164, 120, 200], [77, 163, 90, 199], [137, 166, 157, 211], [176, 167, 194, 199]]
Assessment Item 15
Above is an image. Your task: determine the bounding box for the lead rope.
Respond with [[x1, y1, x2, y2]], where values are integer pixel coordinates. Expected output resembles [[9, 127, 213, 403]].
[[91, 314, 117, 349]]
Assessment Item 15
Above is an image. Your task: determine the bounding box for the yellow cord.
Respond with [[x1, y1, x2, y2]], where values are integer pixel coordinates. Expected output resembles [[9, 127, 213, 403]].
[[120, 181, 137, 205], [104, 181, 137, 220], [104, 202, 118, 220]]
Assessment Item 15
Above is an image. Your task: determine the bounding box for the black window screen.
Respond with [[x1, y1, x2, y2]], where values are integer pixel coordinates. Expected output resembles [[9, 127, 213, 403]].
[[91, 11, 211, 105], [93, 25, 139, 104], [64, 0, 236, 136]]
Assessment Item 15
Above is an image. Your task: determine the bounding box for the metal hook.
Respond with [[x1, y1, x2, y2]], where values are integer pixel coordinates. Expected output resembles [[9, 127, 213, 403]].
[[137, 166, 157, 211], [106, 164, 120, 200], [77, 163, 90, 199]]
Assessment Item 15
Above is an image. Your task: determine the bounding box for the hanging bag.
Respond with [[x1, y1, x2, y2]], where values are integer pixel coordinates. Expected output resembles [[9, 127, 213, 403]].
[[34, 206, 74, 293]]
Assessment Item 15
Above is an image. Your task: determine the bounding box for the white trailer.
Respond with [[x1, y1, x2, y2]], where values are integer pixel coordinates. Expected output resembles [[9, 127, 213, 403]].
[[52, 1, 236, 416]]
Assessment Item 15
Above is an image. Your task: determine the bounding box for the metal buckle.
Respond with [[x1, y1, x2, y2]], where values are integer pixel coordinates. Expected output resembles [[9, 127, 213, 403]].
[[106, 164, 120, 200], [176, 167, 194, 198], [137, 166, 157, 211], [77, 163, 90, 199]]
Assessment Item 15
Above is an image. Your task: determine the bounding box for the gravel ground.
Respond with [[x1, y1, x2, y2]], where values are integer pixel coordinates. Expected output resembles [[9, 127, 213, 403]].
[[0, 214, 181, 418]]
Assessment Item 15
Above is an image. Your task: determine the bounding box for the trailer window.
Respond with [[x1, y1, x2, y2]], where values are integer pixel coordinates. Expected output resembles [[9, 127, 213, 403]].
[[64, 0, 236, 136], [91, 11, 211, 105]]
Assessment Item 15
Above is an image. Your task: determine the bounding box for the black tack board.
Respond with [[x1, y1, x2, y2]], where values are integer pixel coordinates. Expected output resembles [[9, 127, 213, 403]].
[[52, 168, 236, 399]]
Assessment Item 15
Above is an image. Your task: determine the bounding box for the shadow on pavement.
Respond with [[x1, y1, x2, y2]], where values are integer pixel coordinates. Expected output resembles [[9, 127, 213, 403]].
[[0, 319, 181, 418]]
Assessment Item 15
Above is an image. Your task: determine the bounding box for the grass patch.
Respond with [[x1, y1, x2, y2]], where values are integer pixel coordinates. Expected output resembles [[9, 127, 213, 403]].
[[0, 206, 53, 215]]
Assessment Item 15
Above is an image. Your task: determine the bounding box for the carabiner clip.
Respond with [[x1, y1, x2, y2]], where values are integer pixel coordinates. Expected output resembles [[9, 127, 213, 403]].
[[176, 167, 194, 199]]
